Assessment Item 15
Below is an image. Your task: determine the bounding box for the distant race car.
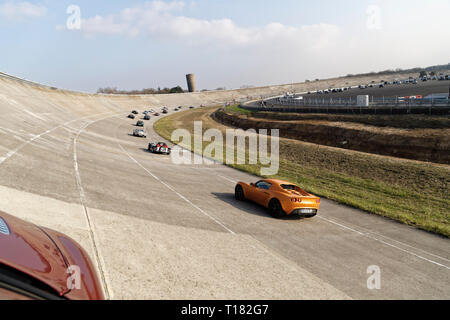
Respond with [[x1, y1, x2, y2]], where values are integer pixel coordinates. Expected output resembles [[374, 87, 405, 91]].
[[132, 110, 138, 114], [136, 121, 144, 127], [162, 110, 168, 114], [128, 114, 135, 119], [154, 113, 160, 116], [235, 179, 320, 218], [144, 115, 151, 120], [133, 129, 147, 138], [0, 210, 104, 300], [148, 142, 171, 155], [189, 106, 195, 109]]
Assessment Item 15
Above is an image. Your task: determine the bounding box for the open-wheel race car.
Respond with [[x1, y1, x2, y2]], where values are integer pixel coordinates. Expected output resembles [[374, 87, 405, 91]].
[[148, 142, 171, 155]]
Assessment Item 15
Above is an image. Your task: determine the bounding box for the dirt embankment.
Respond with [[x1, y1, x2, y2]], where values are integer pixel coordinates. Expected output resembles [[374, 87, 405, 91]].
[[212, 109, 450, 164]]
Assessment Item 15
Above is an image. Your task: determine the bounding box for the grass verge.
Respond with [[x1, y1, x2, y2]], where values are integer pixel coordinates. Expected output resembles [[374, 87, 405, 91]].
[[155, 107, 450, 237]]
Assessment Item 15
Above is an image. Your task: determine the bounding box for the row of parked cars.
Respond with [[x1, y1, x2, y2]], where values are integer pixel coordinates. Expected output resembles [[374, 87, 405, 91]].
[[312, 87, 351, 94], [306, 73, 449, 95], [420, 74, 449, 81]]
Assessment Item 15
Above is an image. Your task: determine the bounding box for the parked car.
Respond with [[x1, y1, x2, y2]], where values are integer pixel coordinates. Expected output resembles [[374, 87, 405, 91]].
[[136, 121, 144, 127]]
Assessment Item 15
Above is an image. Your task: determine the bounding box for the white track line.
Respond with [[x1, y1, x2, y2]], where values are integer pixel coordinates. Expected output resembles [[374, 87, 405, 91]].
[[321, 214, 450, 264], [114, 120, 235, 235], [317, 216, 450, 270], [217, 174, 238, 184], [216, 174, 450, 270], [118, 143, 235, 235], [0, 112, 114, 165], [73, 113, 122, 300]]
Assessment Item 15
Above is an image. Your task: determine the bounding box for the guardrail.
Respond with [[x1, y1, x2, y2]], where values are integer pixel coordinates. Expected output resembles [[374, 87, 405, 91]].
[[268, 96, 450, 107], [241, 95, 450, 115]]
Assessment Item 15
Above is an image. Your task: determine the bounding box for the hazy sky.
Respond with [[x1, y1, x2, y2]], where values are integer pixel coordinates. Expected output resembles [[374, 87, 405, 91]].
[[0, 0, 449, 92]]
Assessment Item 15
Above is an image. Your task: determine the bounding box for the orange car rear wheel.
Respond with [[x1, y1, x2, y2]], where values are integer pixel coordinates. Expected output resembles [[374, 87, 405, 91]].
[[268, 199, 285, 218], [235, 185, 245, 201]]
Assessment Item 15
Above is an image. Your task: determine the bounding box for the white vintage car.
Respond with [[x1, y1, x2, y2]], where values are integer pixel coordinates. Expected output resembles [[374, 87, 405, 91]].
[[133, 129, 147, 138]]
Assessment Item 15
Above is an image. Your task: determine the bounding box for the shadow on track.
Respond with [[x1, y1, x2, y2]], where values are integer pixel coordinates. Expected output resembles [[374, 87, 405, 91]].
[[211, 192, 305, 221]]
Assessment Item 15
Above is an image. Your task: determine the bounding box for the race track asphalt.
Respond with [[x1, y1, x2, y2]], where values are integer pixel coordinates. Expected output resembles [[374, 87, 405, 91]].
[[0, 74, 449, 299]]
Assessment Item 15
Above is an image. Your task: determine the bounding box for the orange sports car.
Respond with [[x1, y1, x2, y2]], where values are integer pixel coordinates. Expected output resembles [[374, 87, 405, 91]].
[[235, 179, 320, 218]]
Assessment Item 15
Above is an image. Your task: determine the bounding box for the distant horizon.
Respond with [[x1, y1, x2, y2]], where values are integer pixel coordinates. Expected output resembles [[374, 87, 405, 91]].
[[2, 61, 449, 95]]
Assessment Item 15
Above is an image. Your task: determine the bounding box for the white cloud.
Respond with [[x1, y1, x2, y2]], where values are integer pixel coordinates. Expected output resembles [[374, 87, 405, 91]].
[[54, 0, 450, 91], [74, 0, 340, 50], [0, 1, 47, 21]]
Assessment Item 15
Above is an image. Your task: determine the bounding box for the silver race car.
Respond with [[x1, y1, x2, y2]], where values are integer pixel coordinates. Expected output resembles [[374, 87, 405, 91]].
[[133, 129, 147, 138]]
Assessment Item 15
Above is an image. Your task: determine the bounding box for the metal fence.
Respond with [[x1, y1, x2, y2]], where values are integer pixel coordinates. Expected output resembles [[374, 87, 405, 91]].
[[242, 96, 450, 115], [270, 96, 450, 107]]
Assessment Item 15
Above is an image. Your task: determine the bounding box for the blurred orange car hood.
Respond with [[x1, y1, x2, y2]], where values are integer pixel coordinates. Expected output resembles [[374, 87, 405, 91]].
[[0, 211, 70, 297]]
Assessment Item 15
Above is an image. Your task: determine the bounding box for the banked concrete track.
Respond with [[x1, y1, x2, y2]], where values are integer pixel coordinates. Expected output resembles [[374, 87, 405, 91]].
[[0, 73, 449, 300]]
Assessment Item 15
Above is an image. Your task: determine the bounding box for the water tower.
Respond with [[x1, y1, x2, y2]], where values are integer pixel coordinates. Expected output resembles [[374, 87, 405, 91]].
[[186, 74, 196, 93]]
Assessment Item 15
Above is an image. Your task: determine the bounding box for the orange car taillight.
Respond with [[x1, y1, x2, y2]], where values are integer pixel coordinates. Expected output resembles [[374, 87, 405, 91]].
[[316, 199, 321, 204], [291, 198, 302, 203]]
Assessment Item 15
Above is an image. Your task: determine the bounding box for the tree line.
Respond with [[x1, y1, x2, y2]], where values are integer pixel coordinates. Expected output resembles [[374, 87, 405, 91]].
[[97, 86, 185, 95], [342, 63, 450, 79]]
